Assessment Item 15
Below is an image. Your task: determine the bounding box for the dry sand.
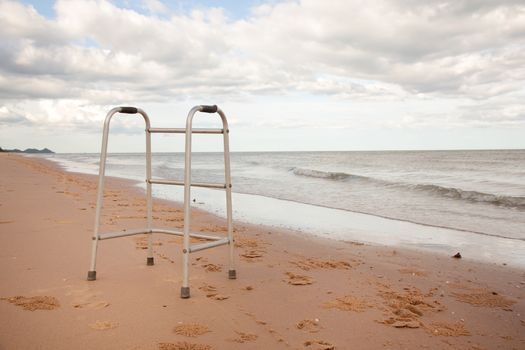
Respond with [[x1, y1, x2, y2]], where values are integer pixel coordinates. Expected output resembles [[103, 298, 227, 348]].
[[0, 153, 524, 349]]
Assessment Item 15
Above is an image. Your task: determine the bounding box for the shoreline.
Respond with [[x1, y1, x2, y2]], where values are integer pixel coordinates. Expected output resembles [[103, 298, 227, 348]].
[[1, 153, 524, 350], [40, 153, 525, 268]]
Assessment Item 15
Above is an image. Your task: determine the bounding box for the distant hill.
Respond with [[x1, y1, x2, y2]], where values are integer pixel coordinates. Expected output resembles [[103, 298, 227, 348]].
[[0, 147, 54, 154]]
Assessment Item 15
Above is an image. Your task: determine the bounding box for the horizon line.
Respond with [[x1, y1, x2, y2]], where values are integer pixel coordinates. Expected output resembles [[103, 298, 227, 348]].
[[46, 147, 525, 154]]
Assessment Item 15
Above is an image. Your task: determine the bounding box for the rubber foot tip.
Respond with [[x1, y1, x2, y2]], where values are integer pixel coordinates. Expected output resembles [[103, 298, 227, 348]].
[[228, 269, 237, 280], [180, 287, 190, 299], [147, 257, 154, 266], [87, 271, 96, 281]]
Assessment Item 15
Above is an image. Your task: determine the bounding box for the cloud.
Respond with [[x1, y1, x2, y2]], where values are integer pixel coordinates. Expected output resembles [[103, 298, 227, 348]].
[[141, 0, 169, 15], [0, 1, 69, 44], [0, 0, 524, 133], [458, 97, 525, 126], [235, 0, 525, 97]]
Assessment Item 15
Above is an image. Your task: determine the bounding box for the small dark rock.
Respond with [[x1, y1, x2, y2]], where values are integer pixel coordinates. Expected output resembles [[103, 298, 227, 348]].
[[452, 252, 462, 259]]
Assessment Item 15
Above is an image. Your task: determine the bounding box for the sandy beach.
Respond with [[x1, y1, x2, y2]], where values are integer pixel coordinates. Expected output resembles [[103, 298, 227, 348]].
[[1, 153, 524, 350]]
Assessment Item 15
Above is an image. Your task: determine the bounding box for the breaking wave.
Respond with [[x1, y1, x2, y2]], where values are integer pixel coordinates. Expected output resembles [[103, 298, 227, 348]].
[[291, 167, 525, 209], [411, 184, 525, 209], [291, 167, 354, 180]]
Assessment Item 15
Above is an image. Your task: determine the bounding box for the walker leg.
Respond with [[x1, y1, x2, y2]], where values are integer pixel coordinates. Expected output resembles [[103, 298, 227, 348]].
[[180, 107, 195, 299], [227, 231, 236, 280], [146, 229, 154, 265], [181, 286, 190, 299], [87, 235, 99, 280], [86, 106, 153, 282], [181, 238, 191, 298], [227, 236, 236, 280], [146, 129, 154, 266], [221, 107, 236, 280], [87, 107, 117, 281], [180, 248, 190, 298]]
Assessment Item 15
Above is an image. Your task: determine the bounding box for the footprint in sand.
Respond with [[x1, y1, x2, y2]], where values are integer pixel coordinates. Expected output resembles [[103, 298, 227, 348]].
[[229, 331, 258, 343], [377, 287, 443, 328], [156, 252, 175, 264], [285, 272, 314, 285], [296, 319, 322, 333], [322, 295, 370, 312], [201, 263, 222, 272], [198, 284, 229, 301], [241, 250, 264, 261], [66, 287, 110, 310], [426, 321, 470, 336], [1, 295, 60, 311], [242, 311, 289, 345], [72, 300, 110, 310], [159, 342, 212, 350], [291, 258, 352, 271], [134, 236, 163, 250], [234, 236, 264, 249], [174, 323, 210, 337], [199, 284, 217, 293], [303, 339, 335, 350], [89, 320, 119, 330], [452, 290, 515, 308]]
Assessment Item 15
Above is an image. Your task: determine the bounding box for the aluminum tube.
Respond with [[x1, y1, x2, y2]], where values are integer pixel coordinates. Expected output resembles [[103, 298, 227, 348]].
[[182, 106, 200, 290], [89, 107, 120, 273], [89, 107, 152, 273], [143, 110, 153, 262], [148, 128, 224, 134], [99, 228, 151, 240], [152, 229, 223, 241], [218, 108, 235, 274], [148, 179, 226, 189], [189, 238, 230, 253], [98, 227, 224, 241], [151, 228, 183, 235]]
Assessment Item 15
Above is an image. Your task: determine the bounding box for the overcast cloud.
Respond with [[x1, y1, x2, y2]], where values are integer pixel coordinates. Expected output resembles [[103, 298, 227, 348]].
[[0, 0, 524, 151]]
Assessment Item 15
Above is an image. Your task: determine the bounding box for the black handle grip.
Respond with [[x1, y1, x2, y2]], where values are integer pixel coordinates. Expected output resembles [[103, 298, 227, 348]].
[[119, 106, 138, 114], [200, 105, 218, 113]]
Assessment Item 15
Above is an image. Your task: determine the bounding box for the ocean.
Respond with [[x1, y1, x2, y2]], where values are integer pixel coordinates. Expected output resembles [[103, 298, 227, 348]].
[[41, 150, 525, 266]]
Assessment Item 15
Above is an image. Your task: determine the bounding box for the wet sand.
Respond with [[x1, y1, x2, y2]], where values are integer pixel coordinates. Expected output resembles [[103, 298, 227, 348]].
[[0, 153, 524, 349]]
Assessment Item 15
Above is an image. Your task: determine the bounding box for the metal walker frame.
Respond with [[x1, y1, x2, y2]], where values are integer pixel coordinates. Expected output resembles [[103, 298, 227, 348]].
[[87, 105, 236, 298]]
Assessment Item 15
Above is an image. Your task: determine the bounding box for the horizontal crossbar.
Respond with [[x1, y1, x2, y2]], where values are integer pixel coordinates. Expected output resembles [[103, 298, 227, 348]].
[[98, 228, 223, 241], [98, 228, 148, 240], [148, 128, 224, 134], [189, 237, 230, 253], [148, 179, 228, 189], [153, 229, 223, 241]]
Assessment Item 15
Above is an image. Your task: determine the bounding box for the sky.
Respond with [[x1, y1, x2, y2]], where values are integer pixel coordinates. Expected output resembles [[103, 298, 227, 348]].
[[0, 0, 524, 153]]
